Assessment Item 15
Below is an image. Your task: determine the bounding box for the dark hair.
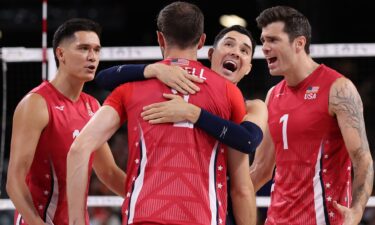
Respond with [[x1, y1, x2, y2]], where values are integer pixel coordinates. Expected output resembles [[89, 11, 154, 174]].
[[52, 18, 102, 67], [213, 25, 256, 58], [157, 1, 204, 49], [256, 6, 311, 54]]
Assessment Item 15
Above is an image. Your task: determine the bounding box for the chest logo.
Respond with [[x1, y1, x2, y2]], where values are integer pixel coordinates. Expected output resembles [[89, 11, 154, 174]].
[[304, 86, 319, 100], [55, 105, 64, 111]]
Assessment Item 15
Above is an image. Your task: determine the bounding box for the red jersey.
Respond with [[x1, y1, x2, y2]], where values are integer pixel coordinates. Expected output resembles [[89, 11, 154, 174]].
[[266, 65, 351, 225], [14, 81, 98, 225], [104, 58, 246, 225]]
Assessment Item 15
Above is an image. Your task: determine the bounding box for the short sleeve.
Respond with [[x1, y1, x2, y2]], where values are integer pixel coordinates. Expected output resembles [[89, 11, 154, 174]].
[[226, 82, 246, 124], [103, 83, 133, 125]]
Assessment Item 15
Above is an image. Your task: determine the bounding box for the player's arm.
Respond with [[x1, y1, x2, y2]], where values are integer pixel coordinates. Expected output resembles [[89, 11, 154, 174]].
[[93, 143, 126, 198], [329, 77, 373, 224], [6, 94, 48, 225], [228, 148, 256, 225], [243, 99, 268, 134], [226, 83, 256, 225], [141, 93, 263, 154], [95, 63, 203, 94], [249, 88, 276, 192], [67, 106, 121, 225]]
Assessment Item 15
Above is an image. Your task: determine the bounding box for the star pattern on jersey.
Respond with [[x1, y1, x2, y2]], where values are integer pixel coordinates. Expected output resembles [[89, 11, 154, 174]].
[[327, 196, 332, 202], [325, 183, 331, 188], [323, 169, 327, 173], [329, 211, 335, 217], [218, 165, 223, 171], [135, 159, 139, 164], [218, 183, 223, 189]]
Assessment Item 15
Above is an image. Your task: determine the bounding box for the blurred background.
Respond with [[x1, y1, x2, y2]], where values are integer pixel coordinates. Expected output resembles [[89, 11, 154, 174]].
[[1, 0, 374, 224]]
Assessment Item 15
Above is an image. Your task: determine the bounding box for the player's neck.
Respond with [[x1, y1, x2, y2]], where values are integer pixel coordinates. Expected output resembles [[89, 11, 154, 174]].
[[284, 56, 319, 87], [163, 48, 198, 61], [51, 71, 84, 102]]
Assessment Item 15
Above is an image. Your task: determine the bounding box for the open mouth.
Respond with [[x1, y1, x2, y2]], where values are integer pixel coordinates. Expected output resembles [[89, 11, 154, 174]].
[[223, 60, 237, 72], [268, 57, 277, 64]]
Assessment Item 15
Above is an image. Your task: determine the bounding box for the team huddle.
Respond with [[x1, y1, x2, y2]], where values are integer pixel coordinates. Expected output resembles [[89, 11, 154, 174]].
[[6, 1, 373, 225]]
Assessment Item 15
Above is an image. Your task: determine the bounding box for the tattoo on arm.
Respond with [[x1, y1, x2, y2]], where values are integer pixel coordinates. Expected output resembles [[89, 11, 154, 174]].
[[330, 79, 373, 211]]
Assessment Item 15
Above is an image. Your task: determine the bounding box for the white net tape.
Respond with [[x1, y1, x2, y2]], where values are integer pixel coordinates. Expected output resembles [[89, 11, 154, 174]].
[[1, 196, 375, 210], [3, 43, 375, 63]]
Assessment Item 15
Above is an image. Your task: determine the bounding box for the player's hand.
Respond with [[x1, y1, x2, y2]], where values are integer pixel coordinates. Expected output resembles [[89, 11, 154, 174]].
[[333, 201, 362, 225], [145, 64, 204, 95], [141, 93, 198, 124]]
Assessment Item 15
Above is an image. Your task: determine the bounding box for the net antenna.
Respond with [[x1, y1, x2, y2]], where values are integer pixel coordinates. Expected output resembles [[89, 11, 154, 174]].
[[42, 0, 48, 80]]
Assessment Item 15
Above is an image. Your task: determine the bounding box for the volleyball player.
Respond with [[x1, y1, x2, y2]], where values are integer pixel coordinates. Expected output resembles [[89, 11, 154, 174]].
[[6, 18, 125, 225], [95, 25, 267, 224], [250, 6, 373, 225]]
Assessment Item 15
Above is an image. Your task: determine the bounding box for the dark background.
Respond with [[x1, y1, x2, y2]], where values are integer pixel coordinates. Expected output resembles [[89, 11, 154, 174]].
[[1, 0, 375, 224]]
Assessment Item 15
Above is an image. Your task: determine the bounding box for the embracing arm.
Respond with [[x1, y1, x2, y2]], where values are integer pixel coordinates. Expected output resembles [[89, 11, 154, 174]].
[[6, 94, 48, 225], [141, 93, 263, 154], [67, 106, 121, 225], [95, 63, 203, 94], [329, 78, 373, 224]]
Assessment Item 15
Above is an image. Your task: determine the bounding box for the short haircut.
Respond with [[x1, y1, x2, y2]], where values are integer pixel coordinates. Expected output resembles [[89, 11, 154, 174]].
[[157, 1, 204, 49], [256, 6, 312, 54], [52, 18, 102, 67], [213, 25, 256, 58]]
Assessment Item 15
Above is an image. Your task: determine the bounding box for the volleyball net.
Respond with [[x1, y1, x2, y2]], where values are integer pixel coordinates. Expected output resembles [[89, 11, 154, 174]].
[[1, 44, 375, 212]]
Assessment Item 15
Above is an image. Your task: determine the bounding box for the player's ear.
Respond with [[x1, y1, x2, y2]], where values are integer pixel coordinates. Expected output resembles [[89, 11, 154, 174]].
[[157, 31, 165, 49], [56, 47, 65, 64], [295, 35, 306, 53], [208, 48, 214, 62], [197, 33, 206, 49]]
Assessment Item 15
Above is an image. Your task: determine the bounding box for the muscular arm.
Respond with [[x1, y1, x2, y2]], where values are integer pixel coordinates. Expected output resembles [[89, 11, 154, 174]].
[[142, 94, 263, 154], [67, 106, 121, 225], [6, 94, 48, 225], [228, 148, 256, 225], [93, 143, 126, 198], [249, 88, 276, 192], [329, 78, 373, 223]]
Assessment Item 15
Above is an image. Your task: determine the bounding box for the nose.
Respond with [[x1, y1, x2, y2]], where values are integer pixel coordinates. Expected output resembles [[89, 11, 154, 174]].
[[262, 42, 270, 54], [87, 49, 96, 62], [230, 48, 240, 59]]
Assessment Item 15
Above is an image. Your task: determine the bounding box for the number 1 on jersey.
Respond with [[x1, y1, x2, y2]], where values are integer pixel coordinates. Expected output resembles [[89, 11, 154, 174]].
[[171, 89, 194, 129], [280, 114, 289, 150]]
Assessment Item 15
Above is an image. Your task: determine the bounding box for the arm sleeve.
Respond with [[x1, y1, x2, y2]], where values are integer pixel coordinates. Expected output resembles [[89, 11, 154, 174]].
[[195, 109, 263, 154], [95, 64, 148, 91]]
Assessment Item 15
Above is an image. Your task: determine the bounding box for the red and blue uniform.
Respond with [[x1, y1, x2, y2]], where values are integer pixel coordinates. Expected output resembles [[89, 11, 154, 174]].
[[104, 58, 246, 225]]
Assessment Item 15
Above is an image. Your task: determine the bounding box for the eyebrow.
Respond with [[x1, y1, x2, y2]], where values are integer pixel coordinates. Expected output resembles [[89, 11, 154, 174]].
[[224, 36, 252, 51], [77, 43, 102, 49]]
